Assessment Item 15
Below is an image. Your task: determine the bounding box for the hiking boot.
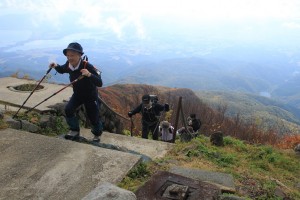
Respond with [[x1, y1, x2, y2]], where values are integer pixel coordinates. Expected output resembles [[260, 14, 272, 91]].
[[92, 135, 100, 143], [65, 130, 80, 140]]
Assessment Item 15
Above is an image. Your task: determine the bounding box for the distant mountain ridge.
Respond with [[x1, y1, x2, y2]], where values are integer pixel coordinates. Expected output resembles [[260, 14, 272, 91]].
[[197, 90, 300, 132], [1, 40, 300, 112], [108, 56, 300, 111]]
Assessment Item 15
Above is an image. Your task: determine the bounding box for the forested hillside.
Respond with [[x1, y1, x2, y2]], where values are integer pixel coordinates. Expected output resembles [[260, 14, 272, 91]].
[[197, 90, 300, 135]]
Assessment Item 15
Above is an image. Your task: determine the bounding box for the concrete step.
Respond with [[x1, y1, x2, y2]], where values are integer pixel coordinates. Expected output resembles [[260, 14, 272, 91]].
[[0, 128, 141, 200], [80, 128, 174, 160]]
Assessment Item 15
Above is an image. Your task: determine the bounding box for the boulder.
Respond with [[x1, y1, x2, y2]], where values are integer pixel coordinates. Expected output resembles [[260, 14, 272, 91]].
[[82, 182, 136, 200]]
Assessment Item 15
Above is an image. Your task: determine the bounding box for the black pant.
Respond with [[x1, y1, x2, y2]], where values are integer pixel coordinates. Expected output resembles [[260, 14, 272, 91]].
[[65, 94, 102, 136], [142, 121, 159, 140]]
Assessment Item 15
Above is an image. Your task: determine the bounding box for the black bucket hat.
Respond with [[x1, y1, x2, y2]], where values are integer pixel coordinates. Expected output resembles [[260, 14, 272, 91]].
[[63, 42, 84, 56], [142, 94, 150, 102]]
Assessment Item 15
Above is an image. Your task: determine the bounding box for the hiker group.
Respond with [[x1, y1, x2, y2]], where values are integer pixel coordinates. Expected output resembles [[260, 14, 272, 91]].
[[15, 41, 202, 143], [128, 94, 202, 142]]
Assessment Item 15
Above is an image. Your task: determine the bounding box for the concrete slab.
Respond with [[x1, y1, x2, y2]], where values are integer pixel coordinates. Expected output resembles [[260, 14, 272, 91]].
[[80, 128, 175, 160], [80, 128, 174, 159], [0, 77, 72, 112], [169, 166, 236, 193], [0, 128, 141, 200]]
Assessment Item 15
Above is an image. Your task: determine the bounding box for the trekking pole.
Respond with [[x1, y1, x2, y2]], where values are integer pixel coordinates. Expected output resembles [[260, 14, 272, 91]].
[[25, 75, 84, 114], [13, 68, 52, 118], [130, 116, 134, 137]]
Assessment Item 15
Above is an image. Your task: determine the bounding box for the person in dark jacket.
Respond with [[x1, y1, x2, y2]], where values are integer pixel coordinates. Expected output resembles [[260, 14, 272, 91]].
[[187, 113, 202, 132], [49, 42, 103, 142], [128, 94, 169, 140]]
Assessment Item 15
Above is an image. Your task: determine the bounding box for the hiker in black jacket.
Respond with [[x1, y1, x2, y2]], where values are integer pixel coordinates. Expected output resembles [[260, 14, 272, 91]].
[[49, 42, 103, 142], [187, 113, 202, 132], [128, 94, 169, 140]]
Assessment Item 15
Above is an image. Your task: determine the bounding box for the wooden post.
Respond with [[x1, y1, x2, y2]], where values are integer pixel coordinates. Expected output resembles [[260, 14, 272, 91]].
[[172, 96, 182, 143]]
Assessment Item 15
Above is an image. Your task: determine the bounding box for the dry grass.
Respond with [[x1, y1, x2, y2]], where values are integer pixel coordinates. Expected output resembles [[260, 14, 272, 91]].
[[119, 136, 300, 199]]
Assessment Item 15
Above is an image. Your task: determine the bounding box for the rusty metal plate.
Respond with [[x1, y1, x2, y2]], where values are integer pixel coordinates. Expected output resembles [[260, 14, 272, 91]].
[[135, 171, 221, 200]]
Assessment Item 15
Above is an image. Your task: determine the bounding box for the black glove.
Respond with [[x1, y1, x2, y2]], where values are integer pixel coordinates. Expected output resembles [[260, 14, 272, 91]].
[[128, 111, 133, 118], [164, 103, 169, 111]]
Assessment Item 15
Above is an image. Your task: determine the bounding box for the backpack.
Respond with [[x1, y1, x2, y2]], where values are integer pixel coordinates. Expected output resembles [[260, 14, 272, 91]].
[[192, 118, 201, 132]]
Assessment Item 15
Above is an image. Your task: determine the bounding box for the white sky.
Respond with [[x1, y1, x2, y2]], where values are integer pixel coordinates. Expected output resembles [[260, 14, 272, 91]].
[[1, 0, 300, 49], [2, 0, 300, 28]]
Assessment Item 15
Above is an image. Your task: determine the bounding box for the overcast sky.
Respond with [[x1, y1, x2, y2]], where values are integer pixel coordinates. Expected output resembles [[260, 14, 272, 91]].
[[1, 0, 300, 51]]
